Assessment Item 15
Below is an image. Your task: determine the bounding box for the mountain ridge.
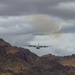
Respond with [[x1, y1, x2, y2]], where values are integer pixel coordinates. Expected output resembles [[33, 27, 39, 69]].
[[0, 38, 75, 75]]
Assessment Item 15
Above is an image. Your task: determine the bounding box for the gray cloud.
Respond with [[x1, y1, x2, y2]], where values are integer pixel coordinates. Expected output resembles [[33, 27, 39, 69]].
[[49, 2, 75, 19], [59, 26, 75, 33], [0, 15, 60, 35], [0, 16, 34, 35], [0, 34, 34, 47], [0, 0, 74, 19]]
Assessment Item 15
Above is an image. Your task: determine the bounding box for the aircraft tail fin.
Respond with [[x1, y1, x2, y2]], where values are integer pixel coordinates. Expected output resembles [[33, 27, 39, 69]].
[[38, 43, 39, 46]]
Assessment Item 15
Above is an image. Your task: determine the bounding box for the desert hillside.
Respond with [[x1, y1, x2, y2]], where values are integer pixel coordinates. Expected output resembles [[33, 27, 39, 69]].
[[0, 38, 75, 75]]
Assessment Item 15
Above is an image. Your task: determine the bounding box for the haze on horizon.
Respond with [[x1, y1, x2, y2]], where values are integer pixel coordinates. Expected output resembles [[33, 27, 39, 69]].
[[0, 0, 75, 56]]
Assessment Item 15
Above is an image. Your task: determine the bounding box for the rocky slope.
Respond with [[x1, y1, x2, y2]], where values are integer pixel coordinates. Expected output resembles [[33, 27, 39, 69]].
[[0, 38, 75, 75]]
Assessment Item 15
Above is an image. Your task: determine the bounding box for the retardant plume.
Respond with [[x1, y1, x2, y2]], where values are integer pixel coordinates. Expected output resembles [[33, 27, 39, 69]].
[[50, 34, 61, 39], [30, 14, 61, 34]]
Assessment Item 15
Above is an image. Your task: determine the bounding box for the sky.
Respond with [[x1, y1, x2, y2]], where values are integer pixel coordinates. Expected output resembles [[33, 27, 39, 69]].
[[0, 0, 75, 56]]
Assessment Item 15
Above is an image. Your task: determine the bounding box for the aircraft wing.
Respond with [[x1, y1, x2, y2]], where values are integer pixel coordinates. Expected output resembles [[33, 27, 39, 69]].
[[39, 46, 51, 48], [25, 45, 36, 47]]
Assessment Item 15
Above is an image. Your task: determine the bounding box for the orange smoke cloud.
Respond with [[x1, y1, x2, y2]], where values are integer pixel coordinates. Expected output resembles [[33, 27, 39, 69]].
[[30, 14, 61, 34], [50, 34, 61, 39]]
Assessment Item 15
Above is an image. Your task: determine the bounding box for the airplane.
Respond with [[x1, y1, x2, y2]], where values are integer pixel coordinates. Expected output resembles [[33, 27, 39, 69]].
[[25, 43, 51, 49]]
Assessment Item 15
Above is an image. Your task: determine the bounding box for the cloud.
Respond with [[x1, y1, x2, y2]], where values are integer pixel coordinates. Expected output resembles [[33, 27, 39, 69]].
[[0, 0, 75, 19], [0, 0, 73, 19], [50, 34, 61, 38], [29, 34, 75, 56], [48, 1, 75, 19], [30, 14, 61, 34], [58, 19, 75, 33], [0, 14, 61, 48], [0, 14, 60, 35], [55, 2, 75, 10], [59, 26, 75, 33], [0, 0, 58, 16], [0, 16, 35, 47], [0, 16, 34, 34], [0, 34, 34, 47]]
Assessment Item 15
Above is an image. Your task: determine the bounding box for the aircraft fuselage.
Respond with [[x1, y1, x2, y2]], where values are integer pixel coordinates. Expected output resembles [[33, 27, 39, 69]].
[[36, 47, 40, 49]]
